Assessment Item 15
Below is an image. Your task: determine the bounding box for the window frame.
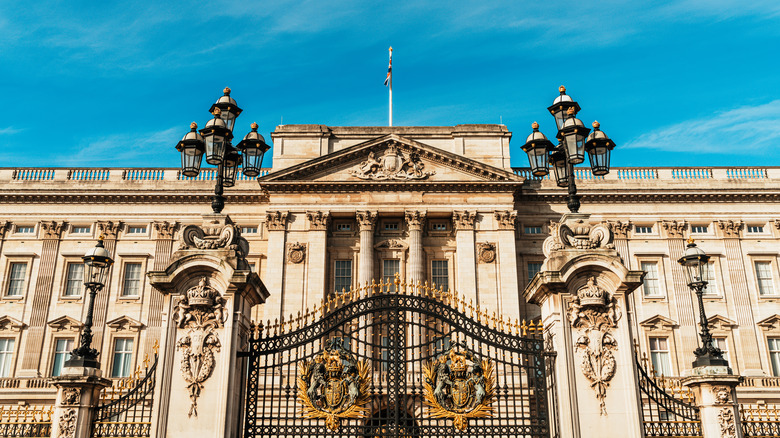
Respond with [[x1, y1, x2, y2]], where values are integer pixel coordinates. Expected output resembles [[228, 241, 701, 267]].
[[110, 337, 135, 378], [240, 226, 259, 235], [754, 260, 778, 297], [120, 261, 145, 299], [691, 225, 709, 234], [635, 225, 654, 235], [50, 337, 75, 377], [125, 225, 149, 236], [428, 220, 449, 233], [333, 259, 353, 295], [3, 258, 34, 300], [702, 260, 721, 297], [768, 337, 780, 377], [523, 225, 543, 235], [640, 260, 664, 299], [62, 261, 85, 298], [382, 259, 401, 285], [747, 225, 766, 234], [14, 225, 35, 235], [0, 337, 16, 378], [527, 261, 543, 285], [648, 336, 673, 377], [431, 259, 449, 291], [70, 225, 92, 236]]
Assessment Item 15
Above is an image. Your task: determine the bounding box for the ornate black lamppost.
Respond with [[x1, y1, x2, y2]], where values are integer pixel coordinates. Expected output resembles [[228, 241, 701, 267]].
[[678, 237, 729, 368], [521, 86, 616, 213], [175, 88, 271, 214], [65, 238, 114, 369]]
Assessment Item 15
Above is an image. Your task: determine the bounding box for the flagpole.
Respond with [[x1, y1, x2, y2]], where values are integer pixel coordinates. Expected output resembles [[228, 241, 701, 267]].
[[388, 46, 393, 127]]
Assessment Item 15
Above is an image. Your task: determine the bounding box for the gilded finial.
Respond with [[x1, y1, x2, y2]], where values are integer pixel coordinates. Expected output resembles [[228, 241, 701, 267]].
[[251, 122, 258, 130], [153, 339, 159, 355], [592, 121, 600, 129], [190, 122, 198, 130], [213, 107, 222, 116], [532, 121, 539, 130], [559, 85, 566, 94], [566, 107, 575, 115], [687, 236, 695, 245], [223, 87, 231, 95]]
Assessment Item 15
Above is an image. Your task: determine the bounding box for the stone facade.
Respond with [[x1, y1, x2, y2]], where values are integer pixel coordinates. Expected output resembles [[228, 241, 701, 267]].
[[1, 125, 780, 409]]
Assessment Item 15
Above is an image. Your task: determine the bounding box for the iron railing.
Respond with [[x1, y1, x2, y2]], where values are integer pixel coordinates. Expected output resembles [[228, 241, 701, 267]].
[[741, 404, 780, 437], [92, 352, 157, 437], [0, 405, 52, 438], [636, 356, 702, 437]]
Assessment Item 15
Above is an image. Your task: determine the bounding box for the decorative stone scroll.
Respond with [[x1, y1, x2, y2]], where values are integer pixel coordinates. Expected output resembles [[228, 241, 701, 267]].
[[543, 214, 614, 257], [661, 220, 687, 238], [306, 211, 330, 231], [493, 211, 516, 230], [97, 221, 122, 239], [375, 239, 407, 250], [57, 409, 77, 438], [452, 211, 477, 231], [177, 216, 248, 258], [355, 211, 378, 231], [607, 220, 631, 239], [349, 144, 434, 181], [405, 210, 427, 231], [717, 220, 743, 238], [266, 211, 289, 231], [423, 342, 495, 430], [153, 221, 179, 239], [173, 277, 226, 417], [40, 221, 66, 239], [287, 243, 306, 264], [477, 243, 496, 264], [568, 277, 620, 416]]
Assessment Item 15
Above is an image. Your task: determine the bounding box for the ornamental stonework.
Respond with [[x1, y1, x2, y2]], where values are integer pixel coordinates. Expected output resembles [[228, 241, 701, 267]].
[[97, 221, 122, 239], [405, 211, 427, 231], [266, 211, 289, 231], [0, 221, 10, 237], [287, 242, 306, 264], [494, 211, 516, 230], [349, 144, 434, 181], [355, 211, 378, 231], [306, 211, 330, 231], [153, 221, 179, 239], [718, 220, 743, 238], [661, 220, 687, 238], [607, 220, 631, 239], [452, 211, 476, 231], [40, 221, 66, 239], [477, 243, 496, 263], [61, 387, 81, 406]]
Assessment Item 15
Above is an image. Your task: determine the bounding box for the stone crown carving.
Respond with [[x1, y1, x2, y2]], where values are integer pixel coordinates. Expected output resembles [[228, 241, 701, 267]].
[[350, 144, 434, 181], [287, 242, 306, 264], [356, 211, 378, 231], [543, 214, 614, 256], [405, 211, 427, 231], [607, 220, 631, 239], [153, 221, 179, 239], [40, 221, 66, 239]]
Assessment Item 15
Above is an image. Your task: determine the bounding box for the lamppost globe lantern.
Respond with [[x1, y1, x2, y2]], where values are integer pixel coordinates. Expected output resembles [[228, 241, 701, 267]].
[[560, 108, 591, 165], [678, 237, 711, 286], [550, 146, 570, 188], [176, 122, 206, 177], [82, 237, 114, 288], [584, 121, 615, 176], [200, 110, 233, 165], [237, 122, 271, 177], [222, 147, 241, 188], [547, 85, 581, 131], [521, 122, 554, 177], [209, 87, 243, 132]]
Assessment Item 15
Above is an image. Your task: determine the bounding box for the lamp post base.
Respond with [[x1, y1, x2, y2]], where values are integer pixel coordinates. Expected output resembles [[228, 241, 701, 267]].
[[211, 194, 225, 214], [692, 354, 729, 369], [64, 356, 101, 370]]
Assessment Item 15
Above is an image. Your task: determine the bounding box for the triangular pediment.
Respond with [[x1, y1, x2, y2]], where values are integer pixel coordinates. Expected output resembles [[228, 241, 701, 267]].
[[47, 315, 82, 332], [707, 314, 737, 331], [106, 315, 144, 332], [0, 315, 25, 332], [259, 134, 523, 191], [639, 314, 678, 331], [758, 314, 780, 331]]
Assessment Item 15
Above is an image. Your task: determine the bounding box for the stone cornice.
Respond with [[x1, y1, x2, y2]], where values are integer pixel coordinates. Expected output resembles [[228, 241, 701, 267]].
[[518, 192, 780, 204], [261, 181, 522, 193], [0, 193, 267, 204]]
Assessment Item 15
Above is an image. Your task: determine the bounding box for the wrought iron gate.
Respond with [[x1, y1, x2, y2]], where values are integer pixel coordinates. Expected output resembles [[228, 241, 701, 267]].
[[243, 278, 554, 438], [635, 355, 702, 438]]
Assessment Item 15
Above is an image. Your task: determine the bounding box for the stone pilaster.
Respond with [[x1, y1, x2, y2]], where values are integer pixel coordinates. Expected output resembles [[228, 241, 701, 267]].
[[682, 368, 744, 438], [145, 221, 179, 356], [662, 220, 700, 364], [405, 210, 426, 283], [494, 210, 520, 319], [50, 367, 111, 438], [453, 211, 477, 303], [356, 211, 377, 286], [608, 220, 641, 343], [306, 211, 329, 306], [717, 220, 762, 372], [264, 211, 288, 318], [20, 220, 65, 375], [91, 221, 122, 354]]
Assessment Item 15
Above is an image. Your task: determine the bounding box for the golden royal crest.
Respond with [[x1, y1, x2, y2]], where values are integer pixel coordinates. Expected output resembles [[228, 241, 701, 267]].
[[297, 338, 370, 431], [423, 341, 495, 430]]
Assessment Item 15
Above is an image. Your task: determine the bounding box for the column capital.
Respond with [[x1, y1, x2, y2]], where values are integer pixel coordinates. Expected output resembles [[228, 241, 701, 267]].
[[717, 220, 743, 238], [266, 211, 289, 231], [404, 210, 427, 231], [40, 220, 66, 239], [494, 210, 517, 230], [96, 221, 122, 240], [661, 220, 688, 239], [0, 220, 10, 238], [607, 220, 632, 239], [356, 211, 378, 232], [306, 211, 330, 231], [153, 221, 179, 240], [452, 211, 477, 231]]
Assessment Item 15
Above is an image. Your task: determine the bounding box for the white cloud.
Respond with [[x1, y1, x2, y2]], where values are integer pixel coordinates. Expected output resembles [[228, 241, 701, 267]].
[[622, 100, 780, 154], [0, 126, 24, 135]]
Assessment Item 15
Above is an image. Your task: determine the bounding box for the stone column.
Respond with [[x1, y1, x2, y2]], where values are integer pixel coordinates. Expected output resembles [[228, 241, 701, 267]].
[[50, 367, 111, 438], [356, 211, 377, 286], [20, 221, 65, 376], [494, 210, 520, 320], [405, 210, 426, 283], [148, 214, 268, 438], [717, 220, 762, 372], [306, 211, 330, 303], [264, 211, 288, 318], [525, 213, 646, 438], [453, 211, 477, 302], [682, 368, 744, 438]]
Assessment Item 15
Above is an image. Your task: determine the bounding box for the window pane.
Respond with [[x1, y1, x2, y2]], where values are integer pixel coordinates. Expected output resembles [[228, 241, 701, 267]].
[[649, 337, 672, 376], [703, 262, 718, 296], [52, 339, 74, 377], [112, 338, 134, 378], [528, 263, 542, 284], [641, 262, 661, 297], [432, 260, 448, 291], [383, 260, 400, 291], [0, 339, 14, 377], [713, 337, 730, 364], [64, 263, 84, 296], [122, 263, 143, 296], [7, 263, 27, 296], [770, 339, 780, 377], [756, 262, 775, 295], [334, 260, 352, 294]]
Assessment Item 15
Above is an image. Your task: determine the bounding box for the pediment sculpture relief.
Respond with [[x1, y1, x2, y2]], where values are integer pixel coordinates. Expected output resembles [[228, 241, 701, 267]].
[[350, 145, 434, 181]]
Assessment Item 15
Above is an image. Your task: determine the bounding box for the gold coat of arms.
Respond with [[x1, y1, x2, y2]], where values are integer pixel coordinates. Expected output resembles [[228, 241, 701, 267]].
[[297, 338, 370, 431], [423, 342, 495, 430]]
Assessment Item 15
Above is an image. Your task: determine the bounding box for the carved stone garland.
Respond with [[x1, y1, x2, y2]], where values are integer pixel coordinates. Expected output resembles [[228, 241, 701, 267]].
[[173, 277, 226, 417], [57, 409, 77, 438], [568, 277, 620, 416], [350, 144, 434, 181], [714, 386, 737, 438]]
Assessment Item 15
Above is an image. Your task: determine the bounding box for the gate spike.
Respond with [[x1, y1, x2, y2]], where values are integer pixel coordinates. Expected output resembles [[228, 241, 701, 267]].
[[153, 339, 159, 356], [274, 318, 279, 336], [257, 320, 264, 338], [143, 353, 150, 369]]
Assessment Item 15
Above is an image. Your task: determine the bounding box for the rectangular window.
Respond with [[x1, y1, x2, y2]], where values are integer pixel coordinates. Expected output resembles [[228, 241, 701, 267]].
[[430, 222, 448, 231], [111, 338, 134, 378], [0, 338, 14, 377], [384, 222, 399, 231], [769, 338, 780, 377], [635, 226, 653, 234], [122, 263, 143, 297], [703, 262, 718, 296], [382, 259, 400, 287], [335, 223, 352, 232], [64, 263, 84, 297], [748, 225, 765, 233], [528, 262, 543, 284], [641, 262, 662, 297], [713, 337, 730, 364], [71, 226, 90, 234], [241, 227, 258, 234], [756, 261, 775, 295], [334, 260, 352, 294], [15, 226, 34, 234], [51, 339, 74, 377], [649, 337, 672, 377], [127, 226, 147, 234], [524, 226, 543, 234], [691, 225, 708, 234], [431, 260, 449, 291], [6, 263, 27, 296]]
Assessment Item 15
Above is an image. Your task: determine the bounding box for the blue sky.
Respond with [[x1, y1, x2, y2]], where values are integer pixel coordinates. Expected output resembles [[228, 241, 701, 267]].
[[1, 1, 779, 168]]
